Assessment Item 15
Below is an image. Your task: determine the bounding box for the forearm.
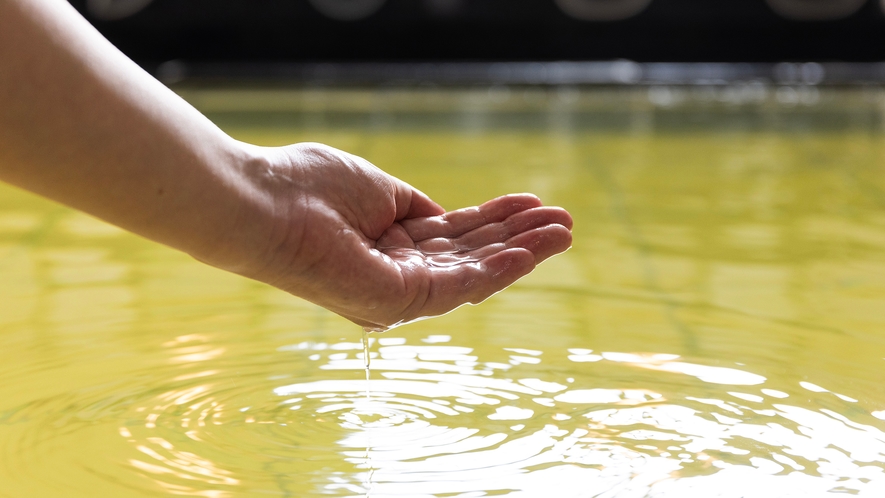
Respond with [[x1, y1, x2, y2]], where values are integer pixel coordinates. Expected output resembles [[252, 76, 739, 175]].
[[0, 0, 269, 268], [0, 0, 574, 328]]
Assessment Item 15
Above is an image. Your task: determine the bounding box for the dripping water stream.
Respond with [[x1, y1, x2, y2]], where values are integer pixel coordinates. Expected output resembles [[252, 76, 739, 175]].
[[362, 329, 371, 401], [361, 328, 375, 497]]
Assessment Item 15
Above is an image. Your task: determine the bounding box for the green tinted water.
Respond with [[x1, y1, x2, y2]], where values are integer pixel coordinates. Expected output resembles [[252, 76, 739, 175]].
[[2, 87, 885, 497]]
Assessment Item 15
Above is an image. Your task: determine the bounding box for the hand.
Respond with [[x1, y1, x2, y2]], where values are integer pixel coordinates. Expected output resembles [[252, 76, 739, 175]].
[[0, 1, 571, 331], [235, 143, 573, 330]]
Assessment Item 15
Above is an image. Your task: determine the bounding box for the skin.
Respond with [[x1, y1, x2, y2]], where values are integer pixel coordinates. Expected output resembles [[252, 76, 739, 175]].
[[0, 0, 573, 330]]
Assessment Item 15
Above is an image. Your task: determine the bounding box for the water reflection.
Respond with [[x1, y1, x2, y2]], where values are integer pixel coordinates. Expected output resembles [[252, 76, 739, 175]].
[[103, 334, 885, 496], [342, 340, 880, 496]]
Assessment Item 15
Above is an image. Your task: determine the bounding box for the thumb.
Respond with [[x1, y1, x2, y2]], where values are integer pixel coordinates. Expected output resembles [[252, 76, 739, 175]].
[[394, 178, 445, 220]]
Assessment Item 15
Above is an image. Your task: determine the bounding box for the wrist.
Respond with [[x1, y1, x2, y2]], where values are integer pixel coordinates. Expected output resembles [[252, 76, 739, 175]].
[[188, 141, 302, 283]]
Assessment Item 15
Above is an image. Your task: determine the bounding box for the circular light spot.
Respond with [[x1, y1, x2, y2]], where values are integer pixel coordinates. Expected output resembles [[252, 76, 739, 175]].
[[308, 0, 387, 21], [86, 0, 153, 20], [554, 0, 653, 21], [765, 0, 866, 21]]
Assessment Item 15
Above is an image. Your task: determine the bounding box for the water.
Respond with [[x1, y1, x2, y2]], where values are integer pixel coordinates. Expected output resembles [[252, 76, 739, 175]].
[[2, 86, 885, 497]]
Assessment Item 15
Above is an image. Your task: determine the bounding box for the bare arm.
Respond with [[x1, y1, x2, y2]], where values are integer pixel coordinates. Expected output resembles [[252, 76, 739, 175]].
[[0, 0, 573, 330], [0, 0, 270, 268]]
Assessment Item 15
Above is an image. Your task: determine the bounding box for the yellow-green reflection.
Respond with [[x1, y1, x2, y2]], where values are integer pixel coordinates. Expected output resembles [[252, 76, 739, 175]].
[[1, 87, 885, 497]]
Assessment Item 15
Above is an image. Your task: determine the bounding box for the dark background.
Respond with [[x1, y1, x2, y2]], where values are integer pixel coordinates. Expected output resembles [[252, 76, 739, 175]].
[[70, 0, 885, 67]]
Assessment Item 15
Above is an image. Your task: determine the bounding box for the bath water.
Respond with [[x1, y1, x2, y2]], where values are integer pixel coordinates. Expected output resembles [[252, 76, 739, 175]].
[[1, 87, 885, 497]]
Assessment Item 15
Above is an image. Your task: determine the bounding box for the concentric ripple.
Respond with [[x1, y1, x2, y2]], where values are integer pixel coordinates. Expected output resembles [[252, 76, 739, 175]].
[[62, 334, 883, 497], [2, 327, 884, 497]]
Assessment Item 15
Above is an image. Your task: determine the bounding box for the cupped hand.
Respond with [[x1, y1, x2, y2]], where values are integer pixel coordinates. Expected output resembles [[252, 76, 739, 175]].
[[247, 143, 573, 331]]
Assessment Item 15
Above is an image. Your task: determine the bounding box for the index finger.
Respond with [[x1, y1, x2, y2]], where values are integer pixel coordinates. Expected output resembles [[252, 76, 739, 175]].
[[401, 193, 543, 242]]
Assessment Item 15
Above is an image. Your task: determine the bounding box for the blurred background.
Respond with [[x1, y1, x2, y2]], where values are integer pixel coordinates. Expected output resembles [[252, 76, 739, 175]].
[[70, 0, 885, 84]]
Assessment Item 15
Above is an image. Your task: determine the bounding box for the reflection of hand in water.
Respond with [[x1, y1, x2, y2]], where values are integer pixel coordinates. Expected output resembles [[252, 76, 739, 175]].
[[244, 143, 573, 331]]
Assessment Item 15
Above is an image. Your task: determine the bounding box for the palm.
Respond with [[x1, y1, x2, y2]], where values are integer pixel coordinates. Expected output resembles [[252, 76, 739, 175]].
[[271, 144, 573, 330]]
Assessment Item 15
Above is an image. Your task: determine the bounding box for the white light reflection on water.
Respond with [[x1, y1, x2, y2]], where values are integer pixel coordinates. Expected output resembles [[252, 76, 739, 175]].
[[112, 336, 885, 497], [258, 337, 885, 496]]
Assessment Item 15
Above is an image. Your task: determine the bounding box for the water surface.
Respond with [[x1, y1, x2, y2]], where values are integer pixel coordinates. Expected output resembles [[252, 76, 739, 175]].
[[2, 87, 885, 497]]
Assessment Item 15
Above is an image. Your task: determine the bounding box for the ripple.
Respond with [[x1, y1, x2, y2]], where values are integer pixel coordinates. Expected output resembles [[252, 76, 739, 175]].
[[3, 333, 885, 497]]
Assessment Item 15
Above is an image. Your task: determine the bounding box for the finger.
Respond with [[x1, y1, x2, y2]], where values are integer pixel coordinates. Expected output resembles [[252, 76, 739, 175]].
[[500, 223, 573, 264], [416, 206, 572, 253], [402, 193, 543, 241], [411, 248, 536, 319], [423, 222, 572, 266], [393, 179, 446, 220]]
